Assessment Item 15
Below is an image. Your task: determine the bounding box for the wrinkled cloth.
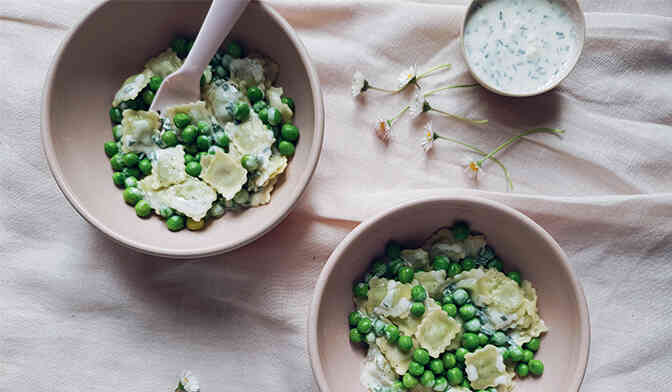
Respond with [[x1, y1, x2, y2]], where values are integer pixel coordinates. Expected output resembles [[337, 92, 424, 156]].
[[1, 0, 671, 390]]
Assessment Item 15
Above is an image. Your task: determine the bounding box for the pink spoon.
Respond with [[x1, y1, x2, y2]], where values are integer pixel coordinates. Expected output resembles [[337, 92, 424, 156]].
[[150, 0, 250, 113]]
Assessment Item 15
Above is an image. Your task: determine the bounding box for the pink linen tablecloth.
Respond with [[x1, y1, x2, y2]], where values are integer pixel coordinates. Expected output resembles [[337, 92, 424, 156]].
[[1, 0, 671, 390]]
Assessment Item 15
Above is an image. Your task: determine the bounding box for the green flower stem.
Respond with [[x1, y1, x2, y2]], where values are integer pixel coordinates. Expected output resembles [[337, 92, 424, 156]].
[[389, 105, 410, 124], [368, 85, 403, 93], [477, 128, 564, 166], [435, 133, 513, 190], [429, 107, 489, 125], [417, 63, 452, 79], [424, 83, 480, 98]]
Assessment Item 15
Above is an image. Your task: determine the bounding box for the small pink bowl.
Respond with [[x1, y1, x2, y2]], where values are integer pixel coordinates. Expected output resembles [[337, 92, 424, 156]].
[[308, 196, 589, 392]]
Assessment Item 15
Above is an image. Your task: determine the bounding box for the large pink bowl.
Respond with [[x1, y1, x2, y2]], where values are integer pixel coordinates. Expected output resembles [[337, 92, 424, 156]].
[[308, 196, 590, 392]]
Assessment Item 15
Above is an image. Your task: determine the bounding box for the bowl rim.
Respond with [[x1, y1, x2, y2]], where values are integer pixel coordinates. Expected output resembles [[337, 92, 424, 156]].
[[459, 0, 586, 97], [40, 0, 325, 259], [307, 195, 590, 392]]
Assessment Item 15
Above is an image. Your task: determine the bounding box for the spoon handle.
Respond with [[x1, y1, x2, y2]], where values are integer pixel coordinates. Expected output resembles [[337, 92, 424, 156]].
[[181, 0, 250, 77]]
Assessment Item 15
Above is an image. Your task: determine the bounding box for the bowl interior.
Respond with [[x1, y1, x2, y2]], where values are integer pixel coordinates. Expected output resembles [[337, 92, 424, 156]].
[[461, 0, 586, 97], [43, 0, 322, 257], [310, 197, 589, 392]]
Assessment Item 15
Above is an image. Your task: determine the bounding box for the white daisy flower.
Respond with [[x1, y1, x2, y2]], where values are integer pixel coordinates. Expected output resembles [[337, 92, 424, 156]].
[[397, 64, 417, 89], [409, 90, 426, 118], [374, 118, 391, 142], [351, 70, 367, 97], [177, 370, 200, 392], [462, 156, 484, 181], [420, 121, 436, 152]]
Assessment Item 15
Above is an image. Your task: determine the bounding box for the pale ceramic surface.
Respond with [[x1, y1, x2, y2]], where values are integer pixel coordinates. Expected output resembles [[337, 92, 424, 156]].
[[460, 0, 586, 97], [309, 197, 590, 392], [41, 0, 324, 258]]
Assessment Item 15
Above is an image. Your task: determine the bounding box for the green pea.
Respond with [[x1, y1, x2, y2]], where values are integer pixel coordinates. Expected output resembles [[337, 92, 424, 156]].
[[208, 203, 225, 218], [349, 328, 362, 344], [451, 221, 470, 241], [267, 107, 282, 126], [461, 380, 471, 389], [429, 359, 444, 375], [122, 167, 139, 181], [464, 318, 481, 333], [487, 258, 503, 271], [421, 370, 435, 387], [408, 361, 424, 376], [397, 266, 414, 283], [161, 130, 178, 147], [212, 131, 229, 149], [196, 135, 212, 151], [384, 324, 400, 344], [142, 89, 154, 106], [281, 124, 299, 142], [525, 337, 541, 352], [412, 348, 430, 365], [184, 143, 199, 155], [278, 140, 295, 157], [233, 101, 250, 122], [252, 100, 268, 113], [226, 41, 243, 58], [459, 304, 477, 321], [446, 367, 464, 386], [447, 262, 462, 277], [398, 335, 413, 352], [410, 302, 425, 318], [124, 176, 138, 189], [507, 346, 524, 362], [433, 377, 448, 392], [402, 373, 418, 389], [452, 289, 469, 306], [462, 332, 480, 351], [136, 160, 151, 177], [170, 36, 189, 58], [194, 121, 209, 135], [112, 172, 126, 187], [149, 75, 162, 92], [356, 318, 372, 334], [247, 86, 264, 103], [373, 319, 387, 337], [215, 65, 227, 78], [461, 257, 476, 271], [386, 258, 405, 278], [433, 255, 450, 271], [348, 311, 361, 327], [353, 282, 368, 298], [392, 381, 403, 392], [233, 189, 249, 205], [185, 161, 202, 177], [159, 207, 174, 219], [185, 154, 195, 164], [491, 331, 508, 346], [112, 124, 123, 141], [135, 199, 151, 218], [258, 107, 269, 123], [173, 113, 191, 129], [411, 285, 427, 302], [104, 141, 119, 157], [109, 107, 122, 124], [122, 152, 139, 167], [455, 348, 468, 363], [181, 125, 198, 144], [122, 187, 143, 206], [528, 359, 544, 376], [478, 333, 489, 346], [241, 154, 259, 172], [441, 293, 454, 305], [442, 303, 457, 317], [442, 352, 456, 369], [281, 95, 295, 111], [522, 349, 534, 363], [367, 260, 384, 277], [516, 363, 529, 377], [508, 271, 522, 285]]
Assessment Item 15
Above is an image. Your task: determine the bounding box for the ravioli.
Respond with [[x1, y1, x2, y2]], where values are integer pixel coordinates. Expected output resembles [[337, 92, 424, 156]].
[[139, 176, 216, 221], [412, 270, 447, 299], [390, 299, 441, 336], [199, 149, 248, 200], [226, 113, 275, 157], [141, 145, 186, 190], [464, 345, 512, 390], [113, 68, 153, 106], [229, 58, 265, 90], [376, 337, 414, 376], [360, 345, 398, 391], [144, 48, 182, 78], [268, 86, 293, 123], [164, 101, 214, 128], [463, 234, 487, 257], [249, 177, 277, 207], [120, 109, 161, 154], [252, 153, 287, 189], [422, 228, 455, 251], [372, 279, 413, 319], [203, 80, 243, 124], [400, 248, 430, 270], [414, 305, 460, 358]]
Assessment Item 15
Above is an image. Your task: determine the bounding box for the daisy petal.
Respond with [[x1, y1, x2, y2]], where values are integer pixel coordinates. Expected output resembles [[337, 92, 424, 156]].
[[397, 64, 417, 89], [420, 121, 435, 152], [374, 119, 392, 142], [178, 371, 200, 392], [409, 90, 425, 118], [351, 70, 366, 97]]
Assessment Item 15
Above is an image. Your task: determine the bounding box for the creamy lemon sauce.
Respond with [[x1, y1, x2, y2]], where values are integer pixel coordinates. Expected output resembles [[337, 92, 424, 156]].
[[463, 0, 579, 94]]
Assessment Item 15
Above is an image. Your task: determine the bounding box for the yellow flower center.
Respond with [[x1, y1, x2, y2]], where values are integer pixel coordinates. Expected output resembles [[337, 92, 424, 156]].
[[378, 121, 386, 131], [469, 162, 479, 172]]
